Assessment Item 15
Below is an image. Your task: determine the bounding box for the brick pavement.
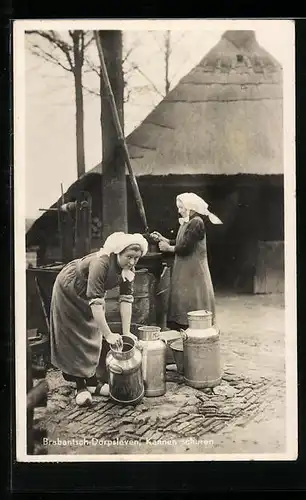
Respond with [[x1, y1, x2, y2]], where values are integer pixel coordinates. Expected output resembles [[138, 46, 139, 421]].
[[30, 294, 287, 455], [36, 366, 281, 450]]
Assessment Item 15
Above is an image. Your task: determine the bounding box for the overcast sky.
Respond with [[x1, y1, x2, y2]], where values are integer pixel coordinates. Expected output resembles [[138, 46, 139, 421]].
[[21, 20, 294, 219]]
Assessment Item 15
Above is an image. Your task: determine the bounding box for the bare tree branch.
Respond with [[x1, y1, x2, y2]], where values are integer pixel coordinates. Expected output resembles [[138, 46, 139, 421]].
[[82, 85, 100, 97], [83, 43, 133, 80], [124, 87, 132, 103], [83, 55, 101, 77], [149, 31, 166, 53], [28, 30, 72, 53], [27, 30, 74, 70], [122, 46, 135, 65], [27, 30, 94, 75], [30, 44, 72, 72], [130, 62, 165, 98], [26, 29, 89, 178], [84, 31, 95, 50], [27, 30, 94, 72], [167, 31, 187, 53], [83, 67, 98, 75]]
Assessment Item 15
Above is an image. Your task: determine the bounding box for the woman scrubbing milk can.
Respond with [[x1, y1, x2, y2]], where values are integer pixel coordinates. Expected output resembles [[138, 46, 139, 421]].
[[152, 192, 222, 330], [49, 232, 148, 406]]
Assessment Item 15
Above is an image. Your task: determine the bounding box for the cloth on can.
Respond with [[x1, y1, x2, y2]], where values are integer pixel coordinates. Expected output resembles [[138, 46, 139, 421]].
[[168, 214, 216, 327], [50, 252, 134, 379]]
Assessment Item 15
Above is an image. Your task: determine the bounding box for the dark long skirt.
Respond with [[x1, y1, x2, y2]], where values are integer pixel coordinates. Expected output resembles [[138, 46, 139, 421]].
[[50, 261, 103, 378], [168, 225, 216, 326]]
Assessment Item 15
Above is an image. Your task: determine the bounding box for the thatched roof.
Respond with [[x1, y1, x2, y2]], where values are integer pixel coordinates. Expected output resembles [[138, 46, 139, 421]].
[[27, 31, 283, 246], [26, 218, 36, 233], [92, 30, 283, 177]]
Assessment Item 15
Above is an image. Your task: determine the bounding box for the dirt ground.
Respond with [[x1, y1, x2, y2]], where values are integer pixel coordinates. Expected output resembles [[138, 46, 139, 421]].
[[34, 293, 291, 458]]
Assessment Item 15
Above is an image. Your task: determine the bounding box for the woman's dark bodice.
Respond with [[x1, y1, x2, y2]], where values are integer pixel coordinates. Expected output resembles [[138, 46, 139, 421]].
[[74, 252, 133, 302]]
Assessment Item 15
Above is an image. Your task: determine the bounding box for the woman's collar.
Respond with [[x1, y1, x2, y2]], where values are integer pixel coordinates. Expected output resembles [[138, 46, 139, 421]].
[[189, 211, 199, 220], [115, 253, 135, 282], [179, 211, 199, 225]]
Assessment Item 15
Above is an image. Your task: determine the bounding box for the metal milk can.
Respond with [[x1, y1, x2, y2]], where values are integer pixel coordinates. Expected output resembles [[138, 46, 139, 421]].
[[106, 334, 144, 405], [181, 310, 222, 389], [138, 326, 167, 397]]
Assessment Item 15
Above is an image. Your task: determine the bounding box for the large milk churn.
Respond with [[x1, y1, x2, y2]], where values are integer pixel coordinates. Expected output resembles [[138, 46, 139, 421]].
[[106, 335, 144, 405], [182, 310, 222, 389], [138, 326, 167, 397]]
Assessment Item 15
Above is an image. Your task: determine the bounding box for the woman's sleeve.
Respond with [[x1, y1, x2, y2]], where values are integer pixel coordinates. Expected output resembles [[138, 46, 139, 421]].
[[175, 218, 205, 257], [86, 255, 110, 306], [119, 278, 134, 304]]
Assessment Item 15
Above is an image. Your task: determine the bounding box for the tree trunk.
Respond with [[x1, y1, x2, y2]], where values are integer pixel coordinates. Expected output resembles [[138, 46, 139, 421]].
[[99, 30, 127, 241], [73, 32, 86, 178], [74, 69, 85, 178], [165, 31, 171, 95]]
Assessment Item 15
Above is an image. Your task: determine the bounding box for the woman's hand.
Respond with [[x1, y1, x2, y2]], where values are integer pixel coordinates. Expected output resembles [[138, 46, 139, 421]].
[[159, 240, 171, 252], [151, 231, 169, 243], [105, 333, 123, 350]]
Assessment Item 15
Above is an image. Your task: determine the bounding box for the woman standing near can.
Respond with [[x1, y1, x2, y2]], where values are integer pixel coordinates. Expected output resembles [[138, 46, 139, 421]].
[[151, 193, 222, 330], [49, 232, 148, 406]]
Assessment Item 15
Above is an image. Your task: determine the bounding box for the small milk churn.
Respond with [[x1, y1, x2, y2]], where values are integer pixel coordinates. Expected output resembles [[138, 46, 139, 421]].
[[106, 335, 144, 405], [138, 326, 167, 397], [182, 310, 222, 389]]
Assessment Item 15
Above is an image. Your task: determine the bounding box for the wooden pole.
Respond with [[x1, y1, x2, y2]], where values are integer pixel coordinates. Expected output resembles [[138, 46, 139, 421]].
[[97, 30, 128, 240], [94, 31, 149, 234]]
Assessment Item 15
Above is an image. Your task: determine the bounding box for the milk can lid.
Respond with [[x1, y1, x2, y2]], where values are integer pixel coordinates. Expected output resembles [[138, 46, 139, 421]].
[[187, 310, 213, 318], [186, 327, 218, 339]]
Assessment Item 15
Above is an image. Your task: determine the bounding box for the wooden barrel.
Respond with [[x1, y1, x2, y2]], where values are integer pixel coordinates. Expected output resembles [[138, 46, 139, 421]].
[[105, 268, 151, 325]]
